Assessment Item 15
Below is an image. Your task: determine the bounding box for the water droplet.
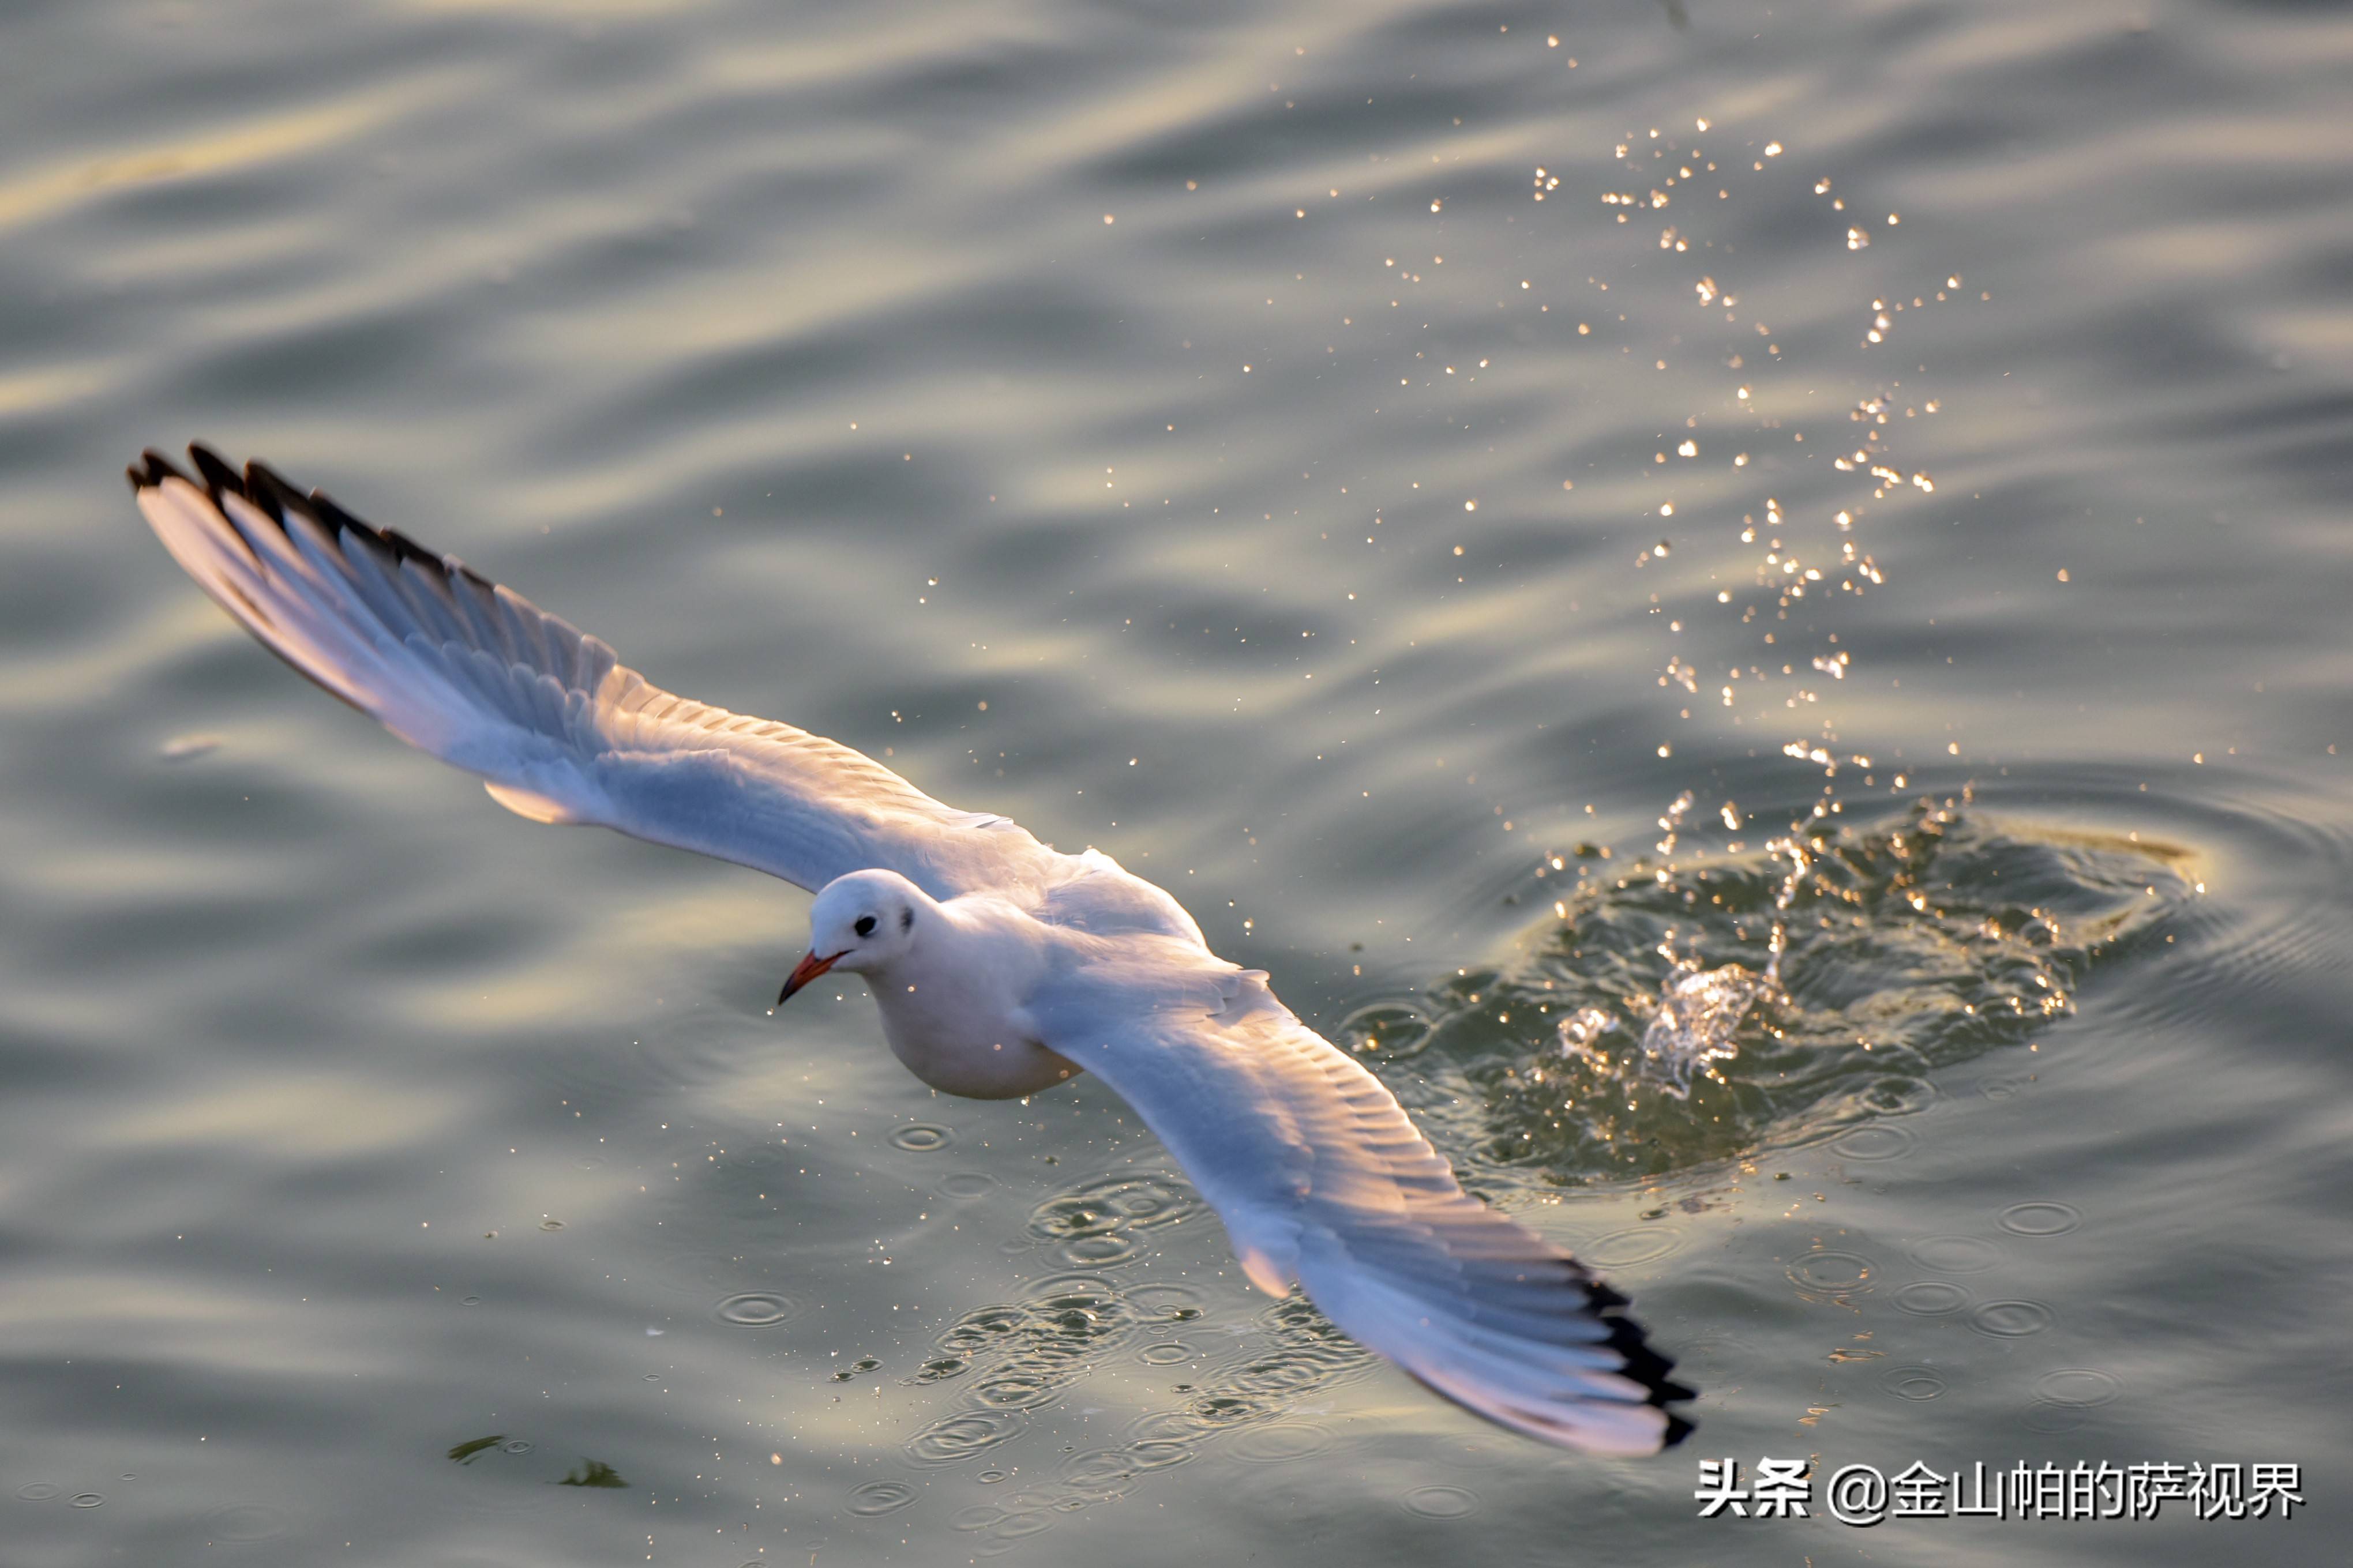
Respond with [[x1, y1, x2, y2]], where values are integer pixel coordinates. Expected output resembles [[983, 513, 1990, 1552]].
[[1999, 1201, 2081, 1236], [938, 1172, 997, 1199], [890, 1124, 952, 1152], [1856, 1074, 1937, 1115], [1893, 1281, 1971, 1315], [1060, 1232, 1140, 1266], [538, 1219, 565, 1231], [1786, 1250, 1874, 1294], [906, 1411, 1024, 1465], [1969, 1299, 2055, 1337], [1879, 1366, 1947, 1400], [1128, 1439, 1192, 1471], [848, 1479, 918, 1515], [989, 1509, 1054, 1539], [1583, 1226, 1680, 1266], [1908, 1235, 2003, 1273], [1831, 1123, 1916, 1160], [1403, 1485, 1479, 1519], [2033, 1368, 2120, 1407], [716, 1291, 797, 1327]]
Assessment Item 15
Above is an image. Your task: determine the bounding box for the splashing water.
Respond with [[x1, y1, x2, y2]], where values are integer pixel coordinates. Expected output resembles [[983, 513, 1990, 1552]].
[[1346, 796, 2194, 1183]]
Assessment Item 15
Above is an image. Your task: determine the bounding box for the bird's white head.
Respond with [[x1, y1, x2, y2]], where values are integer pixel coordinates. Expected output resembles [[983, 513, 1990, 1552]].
[[777, 868, 930, 1003]]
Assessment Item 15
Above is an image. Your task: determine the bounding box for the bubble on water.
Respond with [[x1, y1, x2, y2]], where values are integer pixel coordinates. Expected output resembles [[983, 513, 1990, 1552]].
[[1786, 1249, 1874, 1295], [2033, 1367, 2120, 1407], [1909, 1235, 2003, 1273], [716, 1291, 797, 1327], [1583, 1226, 1680, 1266], [890, 1124, 952, 1152], [14, 1482, 61, 1502], [1999, 1201, 2081, 1236], [938, 1172, 997, 1199], [1879, 1366, 1947, 1400], [1831, 1123, 1916, 1160], [1893, 1281, 1971, 1315], [1969, 1299, 2055, 1337], [847, 1479, 918, 1515], [1403, 1485, 1480, 1519]]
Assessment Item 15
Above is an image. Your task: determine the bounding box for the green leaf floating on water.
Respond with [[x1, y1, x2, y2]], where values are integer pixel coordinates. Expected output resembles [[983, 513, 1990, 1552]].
[[1345, 800, 2195, 1183], [445, 1435, 504, 1465]]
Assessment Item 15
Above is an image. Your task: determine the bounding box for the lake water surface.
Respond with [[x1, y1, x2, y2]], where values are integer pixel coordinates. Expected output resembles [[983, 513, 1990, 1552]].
[[3, 1, 2348, 1563]]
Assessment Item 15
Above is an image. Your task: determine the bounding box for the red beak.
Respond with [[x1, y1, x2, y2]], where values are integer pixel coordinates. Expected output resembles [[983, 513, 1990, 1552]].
[[776, 950, 845, 1005]]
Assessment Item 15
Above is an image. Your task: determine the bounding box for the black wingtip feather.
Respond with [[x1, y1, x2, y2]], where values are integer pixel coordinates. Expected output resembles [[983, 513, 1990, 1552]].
[[375, 524, 445, 573], [306, 486, 370, 542], [1575, 1268, 1697, 1438], [136, 443, 456, 591], [129, 448, 191, 491], [242, 459, 314, 530], [188, 443, 243, 505]]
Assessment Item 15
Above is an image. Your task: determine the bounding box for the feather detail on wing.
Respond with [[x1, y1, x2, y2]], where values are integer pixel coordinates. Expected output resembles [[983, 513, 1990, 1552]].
[[130, 444, 1059, 898], [1035, 957, 1695, 1456]]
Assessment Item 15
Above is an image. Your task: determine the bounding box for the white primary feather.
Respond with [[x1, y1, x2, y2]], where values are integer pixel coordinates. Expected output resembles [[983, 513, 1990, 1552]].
[[132, 444, 1693, 1455]]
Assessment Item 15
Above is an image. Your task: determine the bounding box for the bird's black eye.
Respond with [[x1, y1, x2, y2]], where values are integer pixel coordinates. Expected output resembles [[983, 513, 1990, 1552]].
[[854, 915, 877, 938], [900, 905, 914, 934]]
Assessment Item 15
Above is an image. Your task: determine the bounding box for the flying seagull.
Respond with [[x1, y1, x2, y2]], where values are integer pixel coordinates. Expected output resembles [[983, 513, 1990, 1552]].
[[130, 444, 1694, 1455]]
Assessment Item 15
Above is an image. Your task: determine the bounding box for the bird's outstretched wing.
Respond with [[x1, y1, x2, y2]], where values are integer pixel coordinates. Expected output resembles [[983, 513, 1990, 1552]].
[[130, 445, 1060, 899], [1034, 956, 1695, 1456]]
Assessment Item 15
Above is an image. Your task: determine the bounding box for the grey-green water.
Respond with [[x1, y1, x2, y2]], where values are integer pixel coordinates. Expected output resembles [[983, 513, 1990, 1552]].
[[5, 1, 2349, 1563]]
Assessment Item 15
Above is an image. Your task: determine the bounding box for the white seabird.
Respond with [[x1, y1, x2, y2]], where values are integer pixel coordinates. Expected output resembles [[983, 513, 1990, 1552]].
[[130, 444, 1694, 1455]]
